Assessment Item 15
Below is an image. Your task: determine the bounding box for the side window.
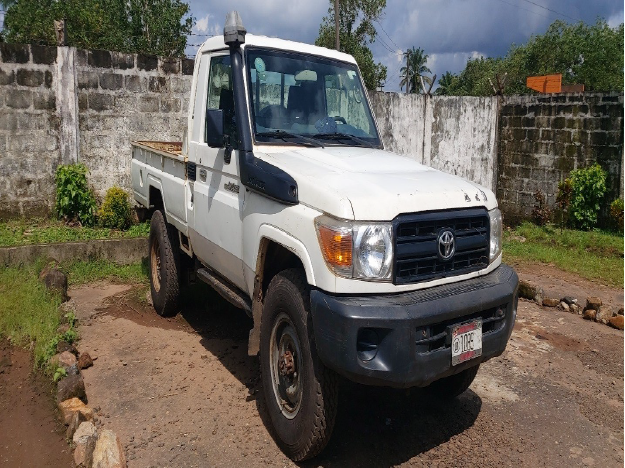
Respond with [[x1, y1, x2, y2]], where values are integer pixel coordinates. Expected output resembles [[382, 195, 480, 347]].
[[206, 55, 237, 147]]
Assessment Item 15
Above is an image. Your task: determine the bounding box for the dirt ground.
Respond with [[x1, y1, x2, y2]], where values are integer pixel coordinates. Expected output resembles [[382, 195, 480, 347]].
[[0, 341, 73, 467], [67, 265, 624, 468]]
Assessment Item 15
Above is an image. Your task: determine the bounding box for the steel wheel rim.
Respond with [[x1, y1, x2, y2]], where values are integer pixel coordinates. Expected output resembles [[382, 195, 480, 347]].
[[269, 312, 303, 419], [150, 238, 161, 293]]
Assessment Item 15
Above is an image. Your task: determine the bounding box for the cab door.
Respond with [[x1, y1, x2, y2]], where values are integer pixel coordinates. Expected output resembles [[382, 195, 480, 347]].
[[188, 52, 246, 291]]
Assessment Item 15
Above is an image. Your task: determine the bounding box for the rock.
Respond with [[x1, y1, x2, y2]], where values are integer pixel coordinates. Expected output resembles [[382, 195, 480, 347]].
[[608, 315, 624, 330], [560, 302, 570, 312], [570, 303, 581, 315], [57, 374, 87, 403], [561, 296, 577, 305], [73, 422, 98, 467], [595, 306, 614, 323], [543, 297, 559, 307], [66, 409, 87, 439], [57, 341, 78, 356], [40, 267, 68, 302], [66, 364, 79, 376], [57, 323, 70, 335], [92, 429, 127, 468], [78, 353, 94, 370], [618, 307, 624, 316], [58, 398, 94, 424], [586, 296, 602, 311], [582, 309, 597, 321], [518, 280, 544, 305], [50, 351, 77, 370]]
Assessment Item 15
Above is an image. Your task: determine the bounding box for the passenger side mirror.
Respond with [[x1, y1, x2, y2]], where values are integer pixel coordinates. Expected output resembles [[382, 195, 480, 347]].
[[205, 109, 225, 148]]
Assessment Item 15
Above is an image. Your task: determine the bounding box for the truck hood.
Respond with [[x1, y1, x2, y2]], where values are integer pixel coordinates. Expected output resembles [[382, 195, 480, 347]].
[[255, 146, 497, 221]]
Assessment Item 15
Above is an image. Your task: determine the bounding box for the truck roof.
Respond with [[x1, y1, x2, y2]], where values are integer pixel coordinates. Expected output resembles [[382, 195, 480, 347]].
[[197, 34, 357, 65]]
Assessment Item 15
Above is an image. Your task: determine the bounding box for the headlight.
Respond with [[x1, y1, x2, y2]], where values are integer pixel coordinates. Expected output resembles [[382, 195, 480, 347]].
[[489, 208, 502, 262], [315, 215, 393, 281]]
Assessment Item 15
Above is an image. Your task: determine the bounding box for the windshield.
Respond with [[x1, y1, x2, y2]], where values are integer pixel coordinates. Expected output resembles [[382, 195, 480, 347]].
[[245, 48, 381, 147]]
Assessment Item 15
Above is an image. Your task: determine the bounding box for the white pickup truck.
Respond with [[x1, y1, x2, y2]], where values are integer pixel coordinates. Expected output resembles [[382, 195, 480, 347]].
[[131, 12, 519, 461]]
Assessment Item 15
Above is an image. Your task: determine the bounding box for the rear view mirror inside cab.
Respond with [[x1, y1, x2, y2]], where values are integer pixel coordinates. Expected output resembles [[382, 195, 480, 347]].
[[294, 70, 317, 82]]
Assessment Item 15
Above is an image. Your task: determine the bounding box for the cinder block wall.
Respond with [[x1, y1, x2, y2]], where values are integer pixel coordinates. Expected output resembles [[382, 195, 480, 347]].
[[76, 49, 193, 193], [0, 43, 193, 218], [0, 43, 59, 218], [497, 93, 624, 222]]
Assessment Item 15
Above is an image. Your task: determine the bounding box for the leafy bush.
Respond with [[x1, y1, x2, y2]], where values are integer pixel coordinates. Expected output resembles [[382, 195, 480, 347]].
[[610, 198, 624, 233], [531, 191, 551, 226], [567, 164, 607, 230], [97, 187, 133, 230], [55, 163, 97, 227]]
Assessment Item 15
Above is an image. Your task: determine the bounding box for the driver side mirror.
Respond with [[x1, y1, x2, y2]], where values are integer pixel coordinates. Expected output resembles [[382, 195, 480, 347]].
[[205, 109, 225, 148]]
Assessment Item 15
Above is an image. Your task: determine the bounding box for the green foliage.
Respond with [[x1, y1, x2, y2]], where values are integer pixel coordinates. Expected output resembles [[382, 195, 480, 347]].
[[567, 164, 607, 230], [504, 222, 624, 287], [53, 367, 67, 382], [0, 262, 63, 368], [435, 71, 458, 95], [98, 187, 133, 230], [55, 164, 97, 227], [531, 191, 551, 226], [316, 0, 388, 90], [442, 19, 624, 95], [399, 47, 431, 93], [0, 218, 149, 247], [3, 0, 194, 57], [63, 260, 148, 286], [555, 178, 573, 229], [610, 198, 624, 233]]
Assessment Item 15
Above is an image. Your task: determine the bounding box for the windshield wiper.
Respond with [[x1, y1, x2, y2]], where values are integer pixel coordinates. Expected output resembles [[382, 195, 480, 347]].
[[315, 133, 377, 148], [256, 131, 324, 148]]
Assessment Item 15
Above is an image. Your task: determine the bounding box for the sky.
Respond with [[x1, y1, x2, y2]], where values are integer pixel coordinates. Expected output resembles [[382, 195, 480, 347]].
[[185, 0, 624, 91], [0, 1, 621, 91]]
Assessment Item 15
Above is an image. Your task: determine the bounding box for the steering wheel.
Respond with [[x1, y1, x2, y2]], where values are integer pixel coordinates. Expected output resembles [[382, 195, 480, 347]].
[[333, 116, 347, 124]]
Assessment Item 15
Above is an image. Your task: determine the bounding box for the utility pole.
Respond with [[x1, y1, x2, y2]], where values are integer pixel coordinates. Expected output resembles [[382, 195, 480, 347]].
[[334, 0, 340, 50]]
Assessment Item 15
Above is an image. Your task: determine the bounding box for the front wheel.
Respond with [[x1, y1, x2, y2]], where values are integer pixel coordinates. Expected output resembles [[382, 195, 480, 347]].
[[427, 365, 480, 399], [260, 269, 338, 461]]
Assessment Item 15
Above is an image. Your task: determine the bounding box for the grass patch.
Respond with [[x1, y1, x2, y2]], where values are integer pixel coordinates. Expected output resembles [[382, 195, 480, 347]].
[[63, 259, 148, 286], [0, 217, 149, 247], [0, 259, 148, 369], [0, 262, 63, 368], [503, 222, 624, 287]]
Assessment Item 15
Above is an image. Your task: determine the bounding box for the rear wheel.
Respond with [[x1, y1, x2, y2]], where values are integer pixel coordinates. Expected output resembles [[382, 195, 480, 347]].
[[148, 210, 181, 316], [260, 269, 338, 461], [427, 365, 480, 399]]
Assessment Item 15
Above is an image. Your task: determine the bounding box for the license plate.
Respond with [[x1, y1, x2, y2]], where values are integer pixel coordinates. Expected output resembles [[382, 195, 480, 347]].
[[451, 319, 482, 366]]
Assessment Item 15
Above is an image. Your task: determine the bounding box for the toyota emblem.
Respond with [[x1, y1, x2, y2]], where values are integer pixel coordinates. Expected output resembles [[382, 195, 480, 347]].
[[438, 230, 455, 260]]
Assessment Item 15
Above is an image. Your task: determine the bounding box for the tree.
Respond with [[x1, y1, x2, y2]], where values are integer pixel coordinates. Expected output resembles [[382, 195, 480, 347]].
[[3, 0, 194, 57], [441, 18, 624, 96], [399, 46, 431, 93], [435, 71, 458, 95], [316, 0, 388, 90]]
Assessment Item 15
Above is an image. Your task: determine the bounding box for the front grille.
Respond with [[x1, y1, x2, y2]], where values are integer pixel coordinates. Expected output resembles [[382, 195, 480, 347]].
[[393, 208, 490, 284], [415, 305, 507, 354]]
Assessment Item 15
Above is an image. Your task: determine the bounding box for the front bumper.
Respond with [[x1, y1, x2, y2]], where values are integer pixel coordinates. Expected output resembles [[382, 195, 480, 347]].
[[310, 264, 519, 388]]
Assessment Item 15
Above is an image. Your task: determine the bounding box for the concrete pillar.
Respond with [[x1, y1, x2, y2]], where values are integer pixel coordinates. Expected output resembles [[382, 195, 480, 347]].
[[56, 46, 79, 164]]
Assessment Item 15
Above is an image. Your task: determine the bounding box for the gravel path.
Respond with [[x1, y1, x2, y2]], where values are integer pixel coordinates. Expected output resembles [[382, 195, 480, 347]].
[[71, 270, 624, 468]]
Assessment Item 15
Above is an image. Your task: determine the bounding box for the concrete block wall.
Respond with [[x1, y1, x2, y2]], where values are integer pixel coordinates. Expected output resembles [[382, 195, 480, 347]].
[[0, 43, 60, 217], [370, 92, 498, 191], [497, 92, 624, 222], [76, 50, 193, 194]]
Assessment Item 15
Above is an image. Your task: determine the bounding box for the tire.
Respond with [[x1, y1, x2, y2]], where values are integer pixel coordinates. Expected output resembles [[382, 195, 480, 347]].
[[260, 268, 338, 461], [427, 365, 480, 399], [148, 210, 181, 317]]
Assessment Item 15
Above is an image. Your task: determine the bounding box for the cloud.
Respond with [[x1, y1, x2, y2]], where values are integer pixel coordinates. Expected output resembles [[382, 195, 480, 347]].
[[185, 0, 623, 90]]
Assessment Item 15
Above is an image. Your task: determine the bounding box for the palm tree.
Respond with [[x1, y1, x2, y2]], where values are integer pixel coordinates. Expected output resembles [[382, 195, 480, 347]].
[[399, 47, 431, 93], [436, 71, 457, 95]]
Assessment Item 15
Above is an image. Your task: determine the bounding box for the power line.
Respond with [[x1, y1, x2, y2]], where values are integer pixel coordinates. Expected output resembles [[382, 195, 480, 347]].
[[518, 0, 582, 22], [373, 19, 399, 50], [491, 0, 552, 20]]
